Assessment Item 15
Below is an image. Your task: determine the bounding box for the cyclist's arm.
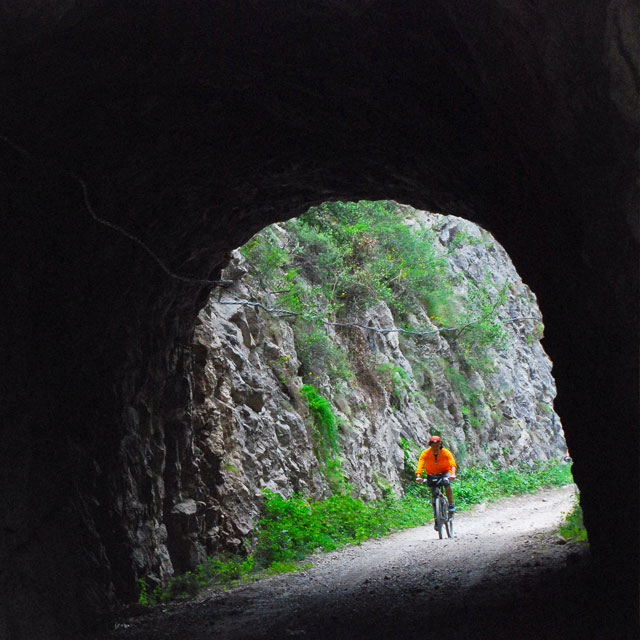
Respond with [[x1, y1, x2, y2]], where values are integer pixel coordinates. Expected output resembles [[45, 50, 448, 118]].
[[415, 450, 428, 479], [446, 450, 457, 478]]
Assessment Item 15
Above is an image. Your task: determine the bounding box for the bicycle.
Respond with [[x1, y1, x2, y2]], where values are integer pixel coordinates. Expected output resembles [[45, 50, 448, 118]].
[[418, 473, 454, 539]]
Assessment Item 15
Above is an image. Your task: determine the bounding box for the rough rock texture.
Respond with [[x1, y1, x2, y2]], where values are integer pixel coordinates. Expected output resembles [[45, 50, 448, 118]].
[[161, 209, 567, 566], [0, 2, 637, 638]]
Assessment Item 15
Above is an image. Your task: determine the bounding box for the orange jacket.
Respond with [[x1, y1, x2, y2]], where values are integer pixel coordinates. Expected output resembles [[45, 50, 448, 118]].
[[416, 447, 457, 476]]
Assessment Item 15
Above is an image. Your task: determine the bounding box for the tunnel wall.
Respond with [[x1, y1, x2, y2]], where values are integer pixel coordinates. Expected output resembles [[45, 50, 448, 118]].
[[0, 1, 638, 637]]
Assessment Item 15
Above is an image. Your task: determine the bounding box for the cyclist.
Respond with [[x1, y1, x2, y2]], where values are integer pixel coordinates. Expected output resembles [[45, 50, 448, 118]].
[[415, 435, 457, 516]]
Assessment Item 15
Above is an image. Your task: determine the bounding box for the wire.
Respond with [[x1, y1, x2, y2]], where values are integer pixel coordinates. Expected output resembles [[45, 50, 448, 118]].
[[217, 299, 542, 338], [0, 133, 233, 287]]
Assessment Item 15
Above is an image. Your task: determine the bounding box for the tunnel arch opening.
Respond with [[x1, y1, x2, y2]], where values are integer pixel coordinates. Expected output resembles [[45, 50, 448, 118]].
[[2, 101, 635, 640], [161, 196, 582, 594]]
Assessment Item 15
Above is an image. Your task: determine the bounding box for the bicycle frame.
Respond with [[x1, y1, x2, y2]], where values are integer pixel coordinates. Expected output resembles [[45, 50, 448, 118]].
[[426, 473, 453, 539]]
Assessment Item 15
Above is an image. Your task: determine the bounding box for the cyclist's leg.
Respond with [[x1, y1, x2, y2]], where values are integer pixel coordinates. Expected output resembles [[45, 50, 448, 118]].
[[445, 484, 454, 504], [444, 481, 456, 514]]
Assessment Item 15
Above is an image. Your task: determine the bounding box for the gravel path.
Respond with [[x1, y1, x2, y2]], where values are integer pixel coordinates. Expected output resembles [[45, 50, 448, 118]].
[[103, 485, 597, 640]]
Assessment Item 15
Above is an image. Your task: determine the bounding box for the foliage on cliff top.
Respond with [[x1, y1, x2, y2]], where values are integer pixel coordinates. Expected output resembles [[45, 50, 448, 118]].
[[240, 200, 510, 383], [288, 200, 453, 319]]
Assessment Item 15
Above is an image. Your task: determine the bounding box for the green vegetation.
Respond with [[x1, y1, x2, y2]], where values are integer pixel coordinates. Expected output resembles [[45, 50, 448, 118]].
[[300, 384, 341, 462], [325, 457, 348, 494], [402, 435, 573, 506], [526, 322, 545, 344], [399, 436, 421, 479], [457, 275, 509, 350], [295, 325, 353, 385], [139, 457, 573, 606], [241, 200, 511, 383], [290, 200, 453, 319], [260, 458, 572, 566], [449, 460, 573, 508], [254, 488, 432, 565], [558, 503, 588, 542], [376, 361, 413, 403], [239, 227, 287, 286], [446, 366, 487, 430], [448, 229, 486, 252], [137, 554, 256, 604], [537, 401, 553, 415], [461, 405, 485, 430]]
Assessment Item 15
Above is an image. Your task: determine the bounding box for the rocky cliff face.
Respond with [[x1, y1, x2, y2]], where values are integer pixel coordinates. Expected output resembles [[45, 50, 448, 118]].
[[167, 206, 567, 575]]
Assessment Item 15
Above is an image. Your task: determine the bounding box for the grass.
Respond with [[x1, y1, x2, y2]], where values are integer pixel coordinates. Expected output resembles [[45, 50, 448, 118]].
[[138, 459, 574, 605]]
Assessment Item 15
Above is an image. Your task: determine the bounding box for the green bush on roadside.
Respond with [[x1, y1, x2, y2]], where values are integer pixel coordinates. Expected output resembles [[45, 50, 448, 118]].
[[254, 488, 433, 566], [138, 459, 573, 606], [255, 459, 573, 568], [431, 460, 573, 508]]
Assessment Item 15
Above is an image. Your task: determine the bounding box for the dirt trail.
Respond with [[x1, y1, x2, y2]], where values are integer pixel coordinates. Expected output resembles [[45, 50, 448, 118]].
[[104, 486, 599, 640]]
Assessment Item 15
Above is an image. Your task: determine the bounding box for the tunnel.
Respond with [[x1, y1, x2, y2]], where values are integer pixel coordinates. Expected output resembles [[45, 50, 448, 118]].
[[0, 1, 638, 638]]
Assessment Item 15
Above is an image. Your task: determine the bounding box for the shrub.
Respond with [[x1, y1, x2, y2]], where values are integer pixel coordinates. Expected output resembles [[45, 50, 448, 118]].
[[239, 201, 513, 385], [449, 460, 574, 509], [377, 361, 412, 402], [256, 458, 574, 571], [399, 436, 421, 481], [240, 227, 287, 285], [137, 552, 256, 605], [298, 200, 453, 318], [254, 488, 433, 566], [295, 323, 353, 384]]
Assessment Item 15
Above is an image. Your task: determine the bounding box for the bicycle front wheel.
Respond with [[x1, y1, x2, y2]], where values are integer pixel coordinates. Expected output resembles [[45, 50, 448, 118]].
[[438, 497, 449, 538], [445, 514, 453, 538], [434, 496, 444, 539]]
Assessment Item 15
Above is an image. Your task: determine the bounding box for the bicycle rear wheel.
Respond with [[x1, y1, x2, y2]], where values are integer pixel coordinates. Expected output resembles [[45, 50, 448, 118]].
[[445, 514, 453, 538]]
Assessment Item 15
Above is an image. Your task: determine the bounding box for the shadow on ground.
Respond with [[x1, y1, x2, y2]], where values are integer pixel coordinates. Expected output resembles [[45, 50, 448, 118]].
[[101, 547, 636, 640]]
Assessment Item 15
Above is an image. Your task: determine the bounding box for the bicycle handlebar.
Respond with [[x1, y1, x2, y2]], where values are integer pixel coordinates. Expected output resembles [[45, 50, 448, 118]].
[[415, 473, 456, 481]]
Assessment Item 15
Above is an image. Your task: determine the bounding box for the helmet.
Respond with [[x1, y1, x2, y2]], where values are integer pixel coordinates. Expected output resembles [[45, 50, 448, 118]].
[[428, 435, 442, 444]]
